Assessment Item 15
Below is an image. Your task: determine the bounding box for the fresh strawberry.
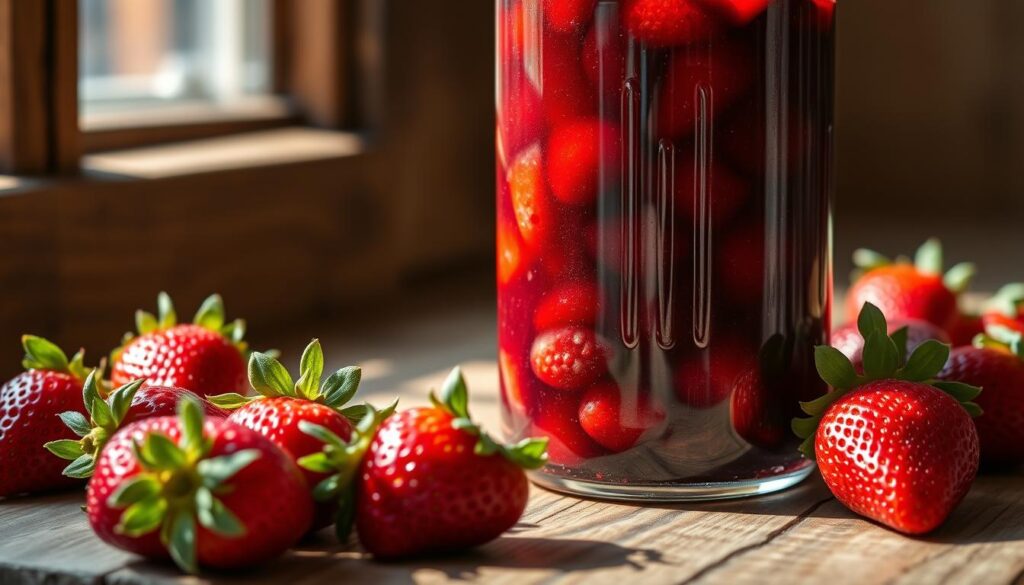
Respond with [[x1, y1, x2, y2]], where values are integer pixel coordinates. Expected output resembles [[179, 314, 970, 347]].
[[656, 41, 753, 140], [675, 339, 754, 407], [210, 340, 386, 530], [948, 312, 985, 347], [675, 156, 750, 226], [730, 334, 791, 449], [530, 326, 608, 391], [87, 397, 312, 573], [45, 372, 225, 479], [698, 0, 772, 24], [508, 144, 554, 250], [298, 368, 548, 557], [546, 118, 621, 205], [497, 218, 526, 285], [794, 303, 981, 535], [0, 336, 92, 497], [578, 383, 665, 452], [937, 326, 1024, 466], [533, 282, 599, 331], [831, 318, 950, 371], [540, 32, 596, 126], [981, 283, 1024, 336], [623, 0, 718, 47], [543, 0, 596, 34], [111, 293, 248, 397], [846, 239, 974, 331]]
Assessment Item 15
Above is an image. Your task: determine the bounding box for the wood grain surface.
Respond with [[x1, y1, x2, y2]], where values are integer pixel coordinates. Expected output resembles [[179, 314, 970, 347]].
[[2, 292, 1022, 585]]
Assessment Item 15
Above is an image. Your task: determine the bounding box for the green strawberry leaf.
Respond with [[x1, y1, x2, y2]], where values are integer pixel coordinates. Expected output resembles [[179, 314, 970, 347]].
[[961, 402, 984, 417], [63, 454, 96, 479], [195, 487, 245, 537], [109, 379, 145, 427], [44, 439, 85, 461], [298, 421, 347, 449], [118, 496, 168, 537], [932, 381, 983, 403], [193, 294, 225, 331], [852, 248, 890, 271], [68, 350, 91, 381], [900, 340, 950, 381], [943, 262, 976, 294], [83, 371, 114, 428], [222, 319, 246, 345], [502, 437, 549, 469], [334, 486, 356, 543], [439, 366, 470, 419], [196, 449, 261, 489], [248, 352, 294, 397], [178, 397, 207, 458], [857, 302, 888, 341], [891, 326, 910, 366], [791, 416, 819, 439], [136, 310, 159, 335], [813, 346, 857, 390], [862, 330, 899, 379], [298, 452, 336, 475], [321, 366, 362, 409], [58, 411, 92, 437], [914, 238, 943, 275], [109, 476, 162, 507], [167, 509, 198, 575], [295, 339, 325, 400], [157, 292, 177, 329], [22, 335, 70, 373], [142, 433, 187, 470], [206, 393, 256, 410]]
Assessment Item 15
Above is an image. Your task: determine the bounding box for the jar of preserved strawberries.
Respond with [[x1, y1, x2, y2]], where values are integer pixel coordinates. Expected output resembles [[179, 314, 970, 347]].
[[497, 0, 835, 500]]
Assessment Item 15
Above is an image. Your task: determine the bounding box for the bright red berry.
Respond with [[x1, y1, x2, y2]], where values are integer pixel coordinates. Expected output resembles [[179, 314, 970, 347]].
[[698, 0, 772, 24], [675, 340, 754, 408], [532, 387, 606, 465], [497, 218, 526, 285], [796, 303, 981, 535], [846, 239, 974, 331], [508, 144, 554, 250], [623, 0, 717, 47], [533, 282, 600, 331], [0, 336, 91, 497], [730, 334, 792, 449], [543, 0, 596, 34], [86, 399, 312, 573], [947, 312, 985, 347], [981, 283, 1024, 337], [111, 293, 248, 397], [546, 118, 620, 205], [578, 383, 665, 452], [530, 327, 608, 391]]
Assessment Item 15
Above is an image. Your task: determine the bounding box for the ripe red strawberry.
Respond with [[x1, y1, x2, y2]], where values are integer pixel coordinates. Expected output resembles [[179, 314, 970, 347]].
[[675, 157, 750, 226], [675, 339, 754, 407], [794, 303, 981, 534], [532, 387, 606, 465], [543, 0, 596, 34], [533, 282, 599, 331], [0, 336, 92, 497], [86, 398, 312, 573], [298, 368, 548, 557], [497, 218, 525, 285], [981, 283, 1024, 336], [831, 317, 950, 371], [46, 372, 225, 479], [846, 239, 974, 331], [730, 334, 791, 449], [508, 144, 553, 250], [948, 312, 985, 347], [546, 118, 620, 205], [578, 383, 665, 452], [623, 0, 718, 47], [656, 41, 753, 140], [937, 327, 1024, 466], [210, 340, 385, 530], [698, 0, 772, 24], [530, 326, 608, 391], [111, 293, 248, 396]]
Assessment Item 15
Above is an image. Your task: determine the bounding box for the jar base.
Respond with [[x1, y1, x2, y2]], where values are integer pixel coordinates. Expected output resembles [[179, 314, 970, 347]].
[[529, 461, 815, 503]]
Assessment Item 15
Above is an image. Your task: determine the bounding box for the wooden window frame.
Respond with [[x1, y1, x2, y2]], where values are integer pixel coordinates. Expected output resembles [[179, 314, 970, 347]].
[[0, 0, 360, 171]]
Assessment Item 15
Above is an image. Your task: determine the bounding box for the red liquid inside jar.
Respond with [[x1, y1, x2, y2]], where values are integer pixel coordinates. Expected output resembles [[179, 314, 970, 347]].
[[497, 0, 834, 500]]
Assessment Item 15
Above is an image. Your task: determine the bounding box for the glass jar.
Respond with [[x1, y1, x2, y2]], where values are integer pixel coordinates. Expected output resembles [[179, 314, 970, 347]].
[[497, 0, 835, 501]]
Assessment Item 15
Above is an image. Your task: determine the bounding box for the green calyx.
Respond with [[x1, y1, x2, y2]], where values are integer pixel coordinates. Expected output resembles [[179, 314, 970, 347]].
[[209, 339, 379, 424], [974, 324, 1024, 361], [851, 238, 975, 293], [21, 335, 91, 381], [793, 303, 983, 460], [984, 283, 1024, 320], [297, 407, 387, 542], [117, 293, 248, 362], [44, 371, 146, 479], [108, 397, 260, 575], [431, 366, 548, 470]]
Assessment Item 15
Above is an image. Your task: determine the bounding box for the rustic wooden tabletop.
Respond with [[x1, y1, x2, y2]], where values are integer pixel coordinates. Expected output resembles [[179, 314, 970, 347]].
[[3, 289, 1023, 585]]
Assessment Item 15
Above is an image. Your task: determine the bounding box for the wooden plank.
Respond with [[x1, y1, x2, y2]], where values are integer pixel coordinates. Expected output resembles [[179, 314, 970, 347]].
[[49, 0, 80, 172], [0, 0, 50, 173]]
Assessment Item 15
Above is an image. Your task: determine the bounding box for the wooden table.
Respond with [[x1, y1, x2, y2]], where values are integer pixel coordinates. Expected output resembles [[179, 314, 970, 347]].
[[3, 289, 1023, 585]]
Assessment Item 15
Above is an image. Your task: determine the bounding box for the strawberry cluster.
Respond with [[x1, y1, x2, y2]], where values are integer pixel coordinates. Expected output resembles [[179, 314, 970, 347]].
[[0, 293, 548, 574]]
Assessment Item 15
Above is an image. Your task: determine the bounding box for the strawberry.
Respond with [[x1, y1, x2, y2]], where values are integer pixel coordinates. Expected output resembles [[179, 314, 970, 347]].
[[45, 372, 225, 479], [675, 156, 750, 226], [86, 397, 312, 573], [794, 303, 981, 534], [210, 340, 387, 530], [656, 41, 753, 140], [937, 326, 1024, 466], [948, 312, 985, 347], [546, 118, 621, 205], [497, 218, 526, 285], [111, 293, 248, 397], [831, 317, 950, 371], [543, 0, 596, 34], [530, 326, 608, 391], [298, 368, 548, 557], [730, 334, 791, 449], [698, 0, 772, 24], [846, 239, 975, 331], [532, 386, 606, 465], [533, 282, 599, 331], [0, 336, 92, 497], [508, 144, 553, 250], [675, 339, 754, 407], [578, 383, 665, 452], [981, 283, 1024, 336], [623, 0, 718, 47]]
